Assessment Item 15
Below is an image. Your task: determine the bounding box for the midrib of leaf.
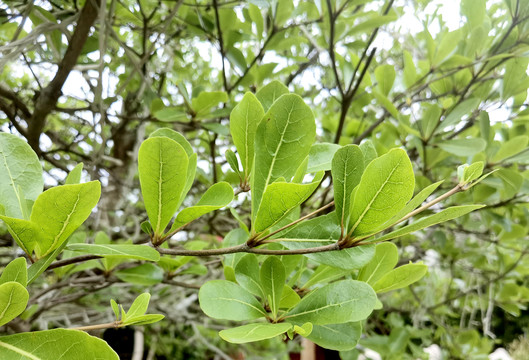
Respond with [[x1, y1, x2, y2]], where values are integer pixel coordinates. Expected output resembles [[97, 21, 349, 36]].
[[216, 297, 267, 317], [350, 159, 402, 234], [0, 286, 15, 321], [244, 103, 250, 177], [364, 252, 391, 284], [339, 157, 351, 226], [156, 145, 163, 233], [270, 266, 276, 315], [50, 193, 80, 252], [0, 145, 24, 217], [0, 341, 40, 360], [286, 298, 359, 320], [3, 223, 30, 255]]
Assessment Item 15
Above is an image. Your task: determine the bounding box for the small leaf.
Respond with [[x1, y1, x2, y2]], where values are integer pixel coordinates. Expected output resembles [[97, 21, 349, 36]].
[[226, 149, 241, 176], [219, 323, 292, 344], [462, 161, 484, 184], [199, 280, 267, 321], [122, 314, 165, 326], [442, 98, 480, 130], [260, 256, 285, 317], [0, 216, 41, 255], [67, 244, 160, 261], [0, 281, 28, 326], [154, 107, 189, 122], [126, 293, 150, 319], [255, 80, 289, 112], [358, 242, 398, 285], [279, 285, 301, 309], [293, 322, 313, 337], [235, 254, 263, 298], [140, 221, 152, 235], [65, 163, 83, 185], [114, 264, 164, 285], [0, 258, 27, 287], [373, 263, 428, 293], [111, 299, 119, 320]]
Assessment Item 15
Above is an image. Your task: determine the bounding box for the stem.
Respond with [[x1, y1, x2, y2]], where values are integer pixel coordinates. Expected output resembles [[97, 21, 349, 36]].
[[157, 242, 340, 256], [70, 321, 122, 332]]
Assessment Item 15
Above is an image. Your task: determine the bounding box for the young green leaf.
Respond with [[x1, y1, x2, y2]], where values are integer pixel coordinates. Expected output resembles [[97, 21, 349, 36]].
[[0, 216, 41, 255], [255, 80, 289, 112], [306, 322, 362, 351], [169, 182, 234, 232], [199, 280, 267, 321], [279, 285, 301, 309], [65, 163, 84, 185], [230, 92, 265, 179], [31, 181, 101, 258], [0, 282, 28, 326], [359, 140, 377, 167], [235, 254, 264, 298], [219, 323, 292, 344], [138, 137, 188, 235], [349, 148, 414, 235], [358, 242, 399, 285], [122, 314, 165, 326], [114, 263, 164, 285], [285, 280, 377, 325], [191, 91, 228, 118], [251, 94, 316, 223], [0, 329, 119, 359], [462, 161, 484, 184], [126, 293, 150, 319], [66, 244, 160, 261], [332, 145, 364, 229], [373, 263, 428, 293], [111, 299, 120, 320], [0, 133, 43, 219], [0, 258, 27, 287], [260, 256, 285, 318], [225, 149, 241, 176]]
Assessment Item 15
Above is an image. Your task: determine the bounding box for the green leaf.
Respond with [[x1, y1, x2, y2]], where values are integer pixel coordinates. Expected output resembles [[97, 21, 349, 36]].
[[149, 128, 197, 209], [154, 107, 189, 122], [230, 92, 265, 179], [0, 329, 119, 359], [111, 299, 119, 320], [170, 182, 233, 231], [255, 80, 289, 112], [114, 263, 164, 285], [307, 143, 341, 173], [374, 205, 485, 242], [138, 137, 189, 235], [191, 91, 228, 118], [359, 140, 378, 167], [260, 256, 285, 317], [66, 244, 160, 261], [301, 265, 349, 289], [437, 138, 487, 156], [373, 263, 428, 293], [235, 254, 264, 298], [285, 280, 376, 325], [125, 293, 150, 319], [462, 162, 484, 184], [0, 216, 42, 255], [307, 322, 362, 351], [279, 285, 301, 309], [492, 135, 529, 163], [358, 242, 398, 285], [65, 163, 83, 185], [293, 322, 312, 337], [226, 47, 247, 72], [0, 132, 43, 219], [348, 14, 397, 36], [226, 149, 241, 175], [403, 50, 417, 88], [442, 98, 480, 130], [199, 280, 267, 321], [254, 172, 323, 233], [27, 242, 68, 285], [332, 145, 364, 229], [375, 65, 396, 96], [433, 29, 461, 65], [0, 258, 27, 287], [281, 213, 375, 270], [372, 90, 399, 119], [251, 94, 316, 222], [0, 282, 28, 326], [31, 181, 101, 258], [122, 314, 165, 326], [349, 148, 414, 235], [219, 323, 292, 344]]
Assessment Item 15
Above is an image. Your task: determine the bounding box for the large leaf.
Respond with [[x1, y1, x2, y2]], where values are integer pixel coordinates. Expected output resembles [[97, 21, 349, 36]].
[[358, 242, 398, 285], [170, 182, 233, 231], [281, 214, 375, 269], [235, 254, 264, 298], [251, 94, 316, 222], [230, 92, 265, 178], [331, 145, 364, 229], [254, 172, 323, 233], [373, 263, 428, 293], [0, 133, 43, 219], [307, 322, 362, 351], [255, 80, 289, 112], [31, 181, 101, 258], [349, 149, 414, 235], [0, 258, 27, 287], [66, 244, 160, 261], [0, 329, 119, 359], [199, 280, 267, 321], [0, 281, 28, 326], [27, 242, 68, 285], [260, 256, 285, 317], [285, 280, 376, 325], [138, 137, 188, 235], [219, 323, 292, 344]]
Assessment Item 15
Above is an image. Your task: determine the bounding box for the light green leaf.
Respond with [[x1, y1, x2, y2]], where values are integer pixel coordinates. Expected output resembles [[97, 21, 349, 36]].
[[0, 216, 42, 255], [442, 98, 480, 130], [0, 329, 119, 359], [285, 280, 376, 325], [230, 92, 265, 179], [403, 50, 417, 88], [27, 242, 68, 285], [373, 205, 485, 242], [293, 322, 313, 337], [114, 263, 164, 285], [359, 140, 377, 167], [66, 244, 160, 261], [462, 162, 484, 184], [437, 138, 487, 156], [0, 133, 43, 219], [373, 263, 428, 293], [307, 322, 362, 351], [279, 285, 301, 309], [226, 149, 241, 175], [307, 143, 341, 173], [199, 280, 267, 321], [301, 265, 350, 290], [375, 65, 396, 96], [433, 29, 461, 65], [31, 181, 101, 258], [350, 148, 414, 235], [235, 254, 264, 298], [170, 182, 233, 231], [65, 163, 83, 185], [372, 90, 399, 119], [0, 258, 27, 287], [191, 91, 228, 118], [122, 314, 165, 326], [111, 299, 119, 320], [219, 323, 292, 344], [492, 135, 529, 163], [358, 242, 398, 285], [281, 213, 375, 269], [125, 293, 150, 319], [251, 94, 316, 223], [260, 256, 285, 317], [254, 172, 323, 233], [138, 137, 188, 235], [154, 107, 189, 122], [348, 14, 397, 36], [332, 145, 364, 229], [0, 281, 28, 326], [255, 80, 289, 112]]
